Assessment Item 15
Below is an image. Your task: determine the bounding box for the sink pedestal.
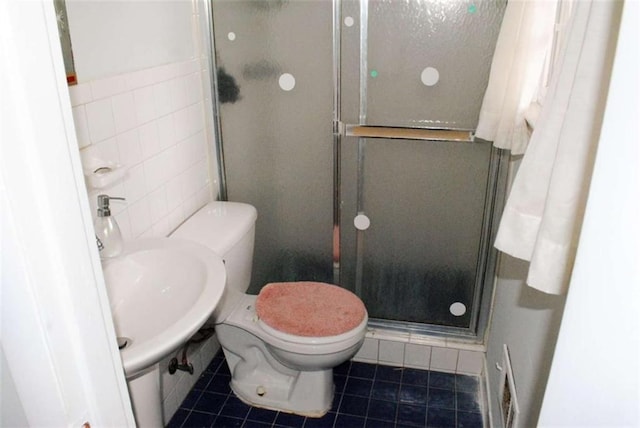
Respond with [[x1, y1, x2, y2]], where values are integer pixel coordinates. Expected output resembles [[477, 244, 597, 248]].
[[127, 364, 163, 427], [101, 238, 226, 426]]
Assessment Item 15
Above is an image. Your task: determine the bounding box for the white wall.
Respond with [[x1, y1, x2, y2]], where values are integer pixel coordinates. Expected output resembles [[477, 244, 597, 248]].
[[66, 0, 195, 82], [538, 1, 639, 424], [485, 255, 566, 427]]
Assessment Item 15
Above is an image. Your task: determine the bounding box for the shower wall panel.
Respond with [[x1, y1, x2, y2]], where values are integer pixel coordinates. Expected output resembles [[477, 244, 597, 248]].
[[212, 1, 335, 292], [364, 0, 505, 128]]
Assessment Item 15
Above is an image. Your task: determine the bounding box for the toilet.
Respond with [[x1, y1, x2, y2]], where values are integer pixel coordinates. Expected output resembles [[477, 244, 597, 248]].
[[171, 201, 368, 416]]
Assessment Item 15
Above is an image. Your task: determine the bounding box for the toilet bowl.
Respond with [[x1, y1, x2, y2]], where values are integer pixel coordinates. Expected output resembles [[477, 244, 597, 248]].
[[171, 201, 367, 416]]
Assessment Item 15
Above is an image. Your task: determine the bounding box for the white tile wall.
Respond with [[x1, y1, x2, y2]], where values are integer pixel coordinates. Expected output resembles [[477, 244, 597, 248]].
[[71, 106, 91, 149], [457, 349, 485, 375], [430, 347, 459, 373], [404, 343, 432, 369], [379, 340, 405, 366], [355, 337, 379, 363], [353, 330, 485, 376], [70, 58, 216, 240], [85, 98, 115, 142], [72, 58, 217, 418]]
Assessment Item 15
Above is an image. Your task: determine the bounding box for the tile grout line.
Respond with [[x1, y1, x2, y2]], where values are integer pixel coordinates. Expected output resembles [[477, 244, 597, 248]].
[[394, 367, 402, 428]]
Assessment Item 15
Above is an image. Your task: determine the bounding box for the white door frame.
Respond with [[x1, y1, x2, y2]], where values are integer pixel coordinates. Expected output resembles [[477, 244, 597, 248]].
[[1, 1, 134, 426]]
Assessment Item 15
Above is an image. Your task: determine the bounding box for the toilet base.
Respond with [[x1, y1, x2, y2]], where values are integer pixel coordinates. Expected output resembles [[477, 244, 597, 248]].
[[230, 368, 333, 418], [217, 323, 334, 417]]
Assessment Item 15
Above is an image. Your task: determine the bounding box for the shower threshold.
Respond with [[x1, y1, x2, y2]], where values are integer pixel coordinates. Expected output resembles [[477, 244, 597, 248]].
[[367, 318, 485, 347]]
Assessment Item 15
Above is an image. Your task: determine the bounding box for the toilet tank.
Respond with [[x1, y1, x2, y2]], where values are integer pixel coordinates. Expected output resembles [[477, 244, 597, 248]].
[[171, 202, 257, 295]]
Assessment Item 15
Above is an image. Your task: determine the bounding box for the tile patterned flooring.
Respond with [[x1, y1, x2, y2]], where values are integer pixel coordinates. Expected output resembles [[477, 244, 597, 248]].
[[167, 352, 484, 428]]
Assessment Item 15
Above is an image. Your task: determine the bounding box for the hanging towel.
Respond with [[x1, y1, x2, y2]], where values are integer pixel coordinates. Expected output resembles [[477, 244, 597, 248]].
[[475, 0, 557, 155], [494, 0, 623, 294]]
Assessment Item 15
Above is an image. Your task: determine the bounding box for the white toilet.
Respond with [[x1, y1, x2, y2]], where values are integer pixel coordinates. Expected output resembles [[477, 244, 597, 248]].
[[171, 201, 368, 417]]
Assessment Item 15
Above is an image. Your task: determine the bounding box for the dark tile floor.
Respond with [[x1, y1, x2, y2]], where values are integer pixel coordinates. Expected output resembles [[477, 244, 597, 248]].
[[167, 352, 484, 428]]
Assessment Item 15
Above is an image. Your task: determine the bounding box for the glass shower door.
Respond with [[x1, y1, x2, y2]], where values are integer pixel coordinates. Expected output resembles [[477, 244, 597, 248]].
[[338, 0, 506, 333], [340, 137, 496, 329], [211, 0, 335, 294], [210, 0, 507, 337]]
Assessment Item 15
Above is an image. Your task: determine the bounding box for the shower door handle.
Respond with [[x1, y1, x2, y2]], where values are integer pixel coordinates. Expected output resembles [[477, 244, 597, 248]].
[[344, 125, 473, 142]]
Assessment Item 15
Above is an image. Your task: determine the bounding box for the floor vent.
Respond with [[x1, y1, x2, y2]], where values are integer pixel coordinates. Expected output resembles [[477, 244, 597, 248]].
[[498, 345, 519, 428]]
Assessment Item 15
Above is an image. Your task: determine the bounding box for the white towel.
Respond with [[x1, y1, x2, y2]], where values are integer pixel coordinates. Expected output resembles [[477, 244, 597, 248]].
[[495, 0, 622, 294]]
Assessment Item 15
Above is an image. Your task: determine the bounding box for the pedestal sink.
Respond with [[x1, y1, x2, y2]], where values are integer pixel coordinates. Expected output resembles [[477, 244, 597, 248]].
[[101, 238, 226, 427]]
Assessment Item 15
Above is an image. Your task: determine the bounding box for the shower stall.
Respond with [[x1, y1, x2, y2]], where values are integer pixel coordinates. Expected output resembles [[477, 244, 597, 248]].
[[206, 0, 507, 340]]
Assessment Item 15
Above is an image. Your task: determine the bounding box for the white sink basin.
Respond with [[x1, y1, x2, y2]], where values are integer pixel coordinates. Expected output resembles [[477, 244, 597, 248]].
[[101, 238, 226, 377]]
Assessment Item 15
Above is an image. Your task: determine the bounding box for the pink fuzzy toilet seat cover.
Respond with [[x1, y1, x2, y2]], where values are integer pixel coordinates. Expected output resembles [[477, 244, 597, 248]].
[[256, 282, 366, 337]]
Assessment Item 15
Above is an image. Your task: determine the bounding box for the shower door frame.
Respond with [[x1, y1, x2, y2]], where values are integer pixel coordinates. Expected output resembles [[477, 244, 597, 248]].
[[332, 0, 508, 341], [206, 0, 508, 342], [348, 141, 509, 341]]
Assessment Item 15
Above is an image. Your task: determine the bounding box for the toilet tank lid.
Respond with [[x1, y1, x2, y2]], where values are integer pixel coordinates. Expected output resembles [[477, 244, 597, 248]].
[[171, 201, 257, 256]]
